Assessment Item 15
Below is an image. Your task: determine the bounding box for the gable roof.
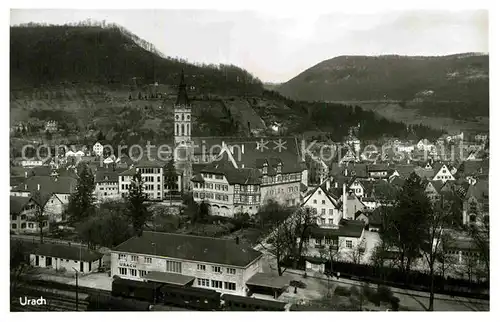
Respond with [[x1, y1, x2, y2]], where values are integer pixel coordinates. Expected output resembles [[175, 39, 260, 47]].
[[466, 179, 489, 202], [113, 231, 262, 268], [198, 160, 262, 185], [11, 176, 77, 195], [390, 165, 417, 179], [414, 167, 435, 180], [302, 182, 340, 209], [32, 243, 103, 262], [429, 181, 445, 193], [10, 196, 32, 214]]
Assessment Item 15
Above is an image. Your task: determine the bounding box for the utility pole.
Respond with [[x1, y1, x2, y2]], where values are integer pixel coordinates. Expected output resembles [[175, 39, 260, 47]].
[[72, 267, 79, 311]]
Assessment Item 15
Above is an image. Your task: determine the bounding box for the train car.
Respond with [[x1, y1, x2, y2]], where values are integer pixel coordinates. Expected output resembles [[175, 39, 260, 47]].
[[112, 278, 163, 303], [86, 293, 151, 311], [159, 284, 221, 311], [221, 294, 287, 311]]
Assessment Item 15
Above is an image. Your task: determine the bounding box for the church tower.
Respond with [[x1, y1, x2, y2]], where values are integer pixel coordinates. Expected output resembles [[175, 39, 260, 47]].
[[174, 70, 191, 146]]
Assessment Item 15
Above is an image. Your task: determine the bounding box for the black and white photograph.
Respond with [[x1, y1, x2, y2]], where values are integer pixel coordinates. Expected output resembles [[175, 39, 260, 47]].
[[6, 1, 493, 314]]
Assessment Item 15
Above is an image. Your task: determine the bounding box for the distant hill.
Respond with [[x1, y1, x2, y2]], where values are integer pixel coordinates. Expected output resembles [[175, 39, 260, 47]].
[[10, 24, 263, 95], [278, 54, 489, 118]]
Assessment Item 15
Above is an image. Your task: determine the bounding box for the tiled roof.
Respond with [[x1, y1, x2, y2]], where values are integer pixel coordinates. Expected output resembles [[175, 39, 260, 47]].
[[466, 179, 489, 201], [414, 167, 435, 180], [135, 160, 165, 168], [113, 231, 262, 267], [367, 164, 390, 172], [32, 243, 103, 262], [10, 176, 25, 187], [10, 196, 31, 214], [389, 176, 405, 187], [430, 181, 445, 192], [306, 220, 364, 238], [95, 170, 119, 183], [119, 168, 136, 176], [368, 209, 382, 226], [11, 176, 77, 195], [30, 166, 52, 177], [302, 183, 340, 209], [390, 165, 417, 179], [459, 160, 489, 177], [191, 173, 204, 183]]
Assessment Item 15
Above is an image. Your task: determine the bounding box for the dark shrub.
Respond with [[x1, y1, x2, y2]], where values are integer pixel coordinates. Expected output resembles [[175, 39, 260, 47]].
[[377, 285, 394, 303], [334, 286, 351, 297]]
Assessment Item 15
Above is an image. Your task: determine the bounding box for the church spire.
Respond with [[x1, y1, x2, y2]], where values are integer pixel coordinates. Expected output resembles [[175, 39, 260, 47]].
[[175, 69, 190, 106]]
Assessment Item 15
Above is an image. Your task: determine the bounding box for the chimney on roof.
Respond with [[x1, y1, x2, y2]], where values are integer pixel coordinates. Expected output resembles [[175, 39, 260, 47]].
[[335, 182, 338, 189], [325, 178, 330, 191], [25, 171, 28, 178], [242, 144, 245, 154], [37, 184, 40, 191]]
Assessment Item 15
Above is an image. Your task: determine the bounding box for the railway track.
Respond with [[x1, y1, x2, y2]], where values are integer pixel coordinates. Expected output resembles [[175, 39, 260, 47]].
[[11, 286, 88, 312]]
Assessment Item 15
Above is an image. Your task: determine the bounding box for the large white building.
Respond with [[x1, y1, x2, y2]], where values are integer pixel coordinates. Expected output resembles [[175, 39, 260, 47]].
[[118, 161, 183, 201], [111, 231, 263, 296]]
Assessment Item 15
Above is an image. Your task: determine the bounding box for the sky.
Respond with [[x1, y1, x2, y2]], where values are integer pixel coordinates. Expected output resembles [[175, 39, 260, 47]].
[[10, 9, 489, 83]]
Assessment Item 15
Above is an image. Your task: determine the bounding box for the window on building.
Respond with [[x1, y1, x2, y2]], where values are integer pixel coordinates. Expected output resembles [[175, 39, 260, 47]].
[[198, 278, 209, 287], [197, 264, 206, 271], [321, 209, 326, 215], [129, 269, 137, 276], [11, 223, 17, 229], [313, 199, 317, 204], [329, 219, 334, 225], [226, 268, 236, 275], [139, 270, 147, 277], [346, 240, 353, 249], [119, 267, 127, 275], [211, 280, 223, 289], [145, 257, 152, 264], [28, 223, 34, 228], [224, 282, 236, 291], [321, 200, 326, 205], [119, 254, 127, 260], [212, 266, 222, 273], [321, 218, 325, 224], [329, 209, 333, 215], [166, 260, 182, 273], [21, 223, 26, 229]]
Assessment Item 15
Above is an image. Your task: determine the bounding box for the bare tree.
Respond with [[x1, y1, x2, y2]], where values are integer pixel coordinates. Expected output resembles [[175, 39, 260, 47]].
[[289, 206, 319, 268], [468, 224, 489, 283], [437, 232, 460, 280], [421, 204, 453, 311], [31, 191, 50, 244], [264, 224, 293, 276], [320, 244, 339, 297], [349, 239, 366, 265]]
